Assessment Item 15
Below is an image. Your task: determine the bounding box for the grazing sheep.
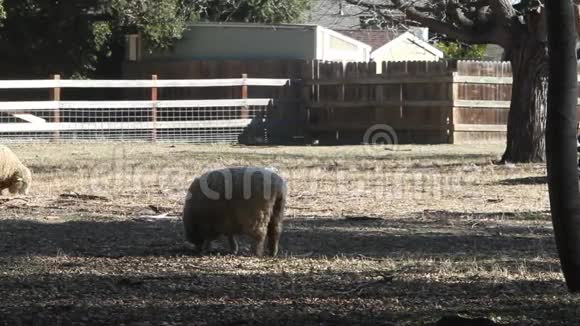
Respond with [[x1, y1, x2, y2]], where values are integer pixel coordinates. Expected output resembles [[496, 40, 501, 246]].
[[0, 145, 32, 195], [183, 167, 287, 257]]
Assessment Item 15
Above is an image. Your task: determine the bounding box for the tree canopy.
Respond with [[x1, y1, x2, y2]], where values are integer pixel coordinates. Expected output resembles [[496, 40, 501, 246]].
[[344, 0, 545, 48], [0, 0, 310, 77], [435, 41, 486, 60], [0, 0, 5, 24], [194, 0, 309, 24]]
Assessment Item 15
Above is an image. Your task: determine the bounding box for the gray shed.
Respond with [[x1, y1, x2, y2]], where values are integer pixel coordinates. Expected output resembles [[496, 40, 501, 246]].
[[128, 22, 371, 63]]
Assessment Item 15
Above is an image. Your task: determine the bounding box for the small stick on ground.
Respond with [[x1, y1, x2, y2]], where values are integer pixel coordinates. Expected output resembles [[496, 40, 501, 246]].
[[59, 192, 110, 201], [354, 254, 391, 262], [338, 273, 394, 295]]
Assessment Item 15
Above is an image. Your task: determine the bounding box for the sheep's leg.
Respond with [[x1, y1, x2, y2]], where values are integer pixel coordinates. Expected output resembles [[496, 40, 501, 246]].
[[267, 223, 282, 257], [250, 232, 266, 257], [228, 235, 239, 255], [267, 195, 285, 257], [201, 239, 212, 254]]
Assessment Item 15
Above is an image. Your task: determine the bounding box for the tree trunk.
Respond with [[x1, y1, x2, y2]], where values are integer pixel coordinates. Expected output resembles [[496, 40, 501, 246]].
[[501, 34, 549, 163], [545, 0, 580, 292]]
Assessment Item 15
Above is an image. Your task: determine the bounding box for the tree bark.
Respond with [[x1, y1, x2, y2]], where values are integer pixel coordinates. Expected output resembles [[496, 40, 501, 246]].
[[501, 33, 549, 163], [346, 0, 555, 163], [545, 0, 580, 292]]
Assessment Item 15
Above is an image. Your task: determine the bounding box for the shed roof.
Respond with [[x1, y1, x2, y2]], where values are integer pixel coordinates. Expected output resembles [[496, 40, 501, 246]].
[[371, 32, 444, 59], [335, 29, 400, 50]]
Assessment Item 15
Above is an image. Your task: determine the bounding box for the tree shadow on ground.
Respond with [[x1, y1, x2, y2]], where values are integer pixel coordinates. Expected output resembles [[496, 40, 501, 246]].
[[0, 269, 573, 325], [0, 213, 557, 260], [284, 217, 555, 260], [0, 215, 568, 325], [496, 176, 547, 185], [420, 209, 551, 221]]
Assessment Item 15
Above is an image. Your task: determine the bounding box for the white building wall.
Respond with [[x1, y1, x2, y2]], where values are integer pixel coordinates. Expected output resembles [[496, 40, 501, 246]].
[[317, 26, 371, 62], [371, 32, 444, 73], [135, 23, 370, 63], [142, 23, 319, 61]]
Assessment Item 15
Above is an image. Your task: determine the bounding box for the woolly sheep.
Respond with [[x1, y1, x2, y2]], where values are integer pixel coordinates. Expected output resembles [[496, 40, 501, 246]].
[[183, 166, 287, 257], [0, 145, 32, 195]]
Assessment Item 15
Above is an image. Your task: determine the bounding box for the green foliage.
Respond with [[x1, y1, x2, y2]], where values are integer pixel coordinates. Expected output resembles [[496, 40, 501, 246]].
[[92, 22, 113, 54], [435, 41, 487, 60], [195, 0, 310, 24], [0, 0, 5, 24], [0, 1, 100, 76], [0, 0, 309, 78], [108, 0, 198, 49]]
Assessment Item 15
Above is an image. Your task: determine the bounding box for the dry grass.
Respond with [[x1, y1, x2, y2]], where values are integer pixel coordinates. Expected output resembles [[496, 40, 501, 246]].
[[0, 143, 574, 325]]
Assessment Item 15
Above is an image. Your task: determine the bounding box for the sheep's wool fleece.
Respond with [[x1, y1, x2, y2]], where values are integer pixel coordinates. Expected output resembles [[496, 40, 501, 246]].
[[189, 167, 286, 203], [0, 145, 26, 179]]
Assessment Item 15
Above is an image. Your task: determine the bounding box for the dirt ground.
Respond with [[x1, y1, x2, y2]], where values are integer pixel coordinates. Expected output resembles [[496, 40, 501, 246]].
[[0, 143, 576, 325]]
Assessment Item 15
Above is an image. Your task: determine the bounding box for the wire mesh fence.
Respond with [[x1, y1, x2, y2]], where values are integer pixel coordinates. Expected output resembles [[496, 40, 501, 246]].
[[0, 78, 288, 144], [0, 103, 268, 143], [0, 128, 254, 143]]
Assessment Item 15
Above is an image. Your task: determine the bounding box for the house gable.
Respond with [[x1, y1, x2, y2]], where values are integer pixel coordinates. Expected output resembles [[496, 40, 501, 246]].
[[334, 29, 399, 51], [371, 32, 444, 61], [318, 26, 372, 60]]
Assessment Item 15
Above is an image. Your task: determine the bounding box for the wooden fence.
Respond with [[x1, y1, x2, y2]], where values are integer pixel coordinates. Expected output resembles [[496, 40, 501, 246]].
[[450, 61, 513, 144], [0, 76, 297, 144], [305, 60, 580, 144], [124, 59, 580, 145], [123, 60, 305, 100], [305, 60, 453, 144]]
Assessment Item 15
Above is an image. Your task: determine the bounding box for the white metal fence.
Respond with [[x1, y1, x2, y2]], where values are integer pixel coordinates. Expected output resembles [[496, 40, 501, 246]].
[[0, 76, 290, 143]]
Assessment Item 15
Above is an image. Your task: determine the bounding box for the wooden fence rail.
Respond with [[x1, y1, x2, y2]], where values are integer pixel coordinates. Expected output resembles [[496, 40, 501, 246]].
[[303, 60, 580, 144], [6, 59, 574, 145], [0, 78, 290, 88], [0, 76, 292, 144]]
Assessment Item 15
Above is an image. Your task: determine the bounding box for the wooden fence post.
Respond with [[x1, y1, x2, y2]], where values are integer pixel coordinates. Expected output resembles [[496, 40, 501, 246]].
[[448, 72, 459, 144], [49, 74, 61, 142], [399, 82, 404, 119], [151, 74, 158, 142], [241, 73, 249, 119], [300, 60, 314, 143]]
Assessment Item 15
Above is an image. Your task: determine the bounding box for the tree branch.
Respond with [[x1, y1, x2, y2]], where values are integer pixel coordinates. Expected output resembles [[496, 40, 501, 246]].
[[344, 0, 433, 14], [477, 5, 492, 24], [344, 0, 396, 10], [446, 1, 475, 28], [489, 0, 517, 20], [389, 0, 496, 44], [344, 0, 511, 45]]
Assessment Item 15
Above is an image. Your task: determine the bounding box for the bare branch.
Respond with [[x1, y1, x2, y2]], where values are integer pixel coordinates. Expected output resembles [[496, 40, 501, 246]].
[[344, 0, 433, 14], [344, 0, 512, 45], [344, 0, 396, 10], [445, 1, 475, 28], [389, 0, 496, 44], [488, 0, 517, 20], [477, 5, 491, 24]]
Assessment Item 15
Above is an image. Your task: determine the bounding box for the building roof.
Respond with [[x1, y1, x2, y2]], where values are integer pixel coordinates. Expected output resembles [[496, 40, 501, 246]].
[[335, 29, 399, 50], [371, 32, 444, 59]]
